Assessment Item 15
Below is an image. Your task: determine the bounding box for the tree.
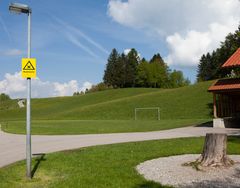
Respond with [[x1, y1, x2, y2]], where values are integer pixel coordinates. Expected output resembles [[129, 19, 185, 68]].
[[103, 49, 190, 89], [197, 25, 240, 81], [73, 92, 80, 96], [0, 93, 10, 101], [86, 82, 111, 93], [197, 53, 214, 81], [113, 53, 126, 88], [103, 48, 119, 87], [188, 134, 234, 170], [124, 48, 139, 87], [136, 58, 149, 87], [185, 133, 235, 172], [148, 53, 170, 88], [170, 70, 190, 88], [149, 53, 165, 65]]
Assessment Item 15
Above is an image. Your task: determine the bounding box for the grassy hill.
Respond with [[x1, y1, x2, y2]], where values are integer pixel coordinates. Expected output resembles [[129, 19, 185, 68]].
[[0, 81, 213, 121], [0, 99, 18, 111], [0, 81, 213, 134]]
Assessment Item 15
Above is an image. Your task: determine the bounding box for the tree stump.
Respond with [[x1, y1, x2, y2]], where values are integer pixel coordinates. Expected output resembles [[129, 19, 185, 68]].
[[196, 133, 234, 168]]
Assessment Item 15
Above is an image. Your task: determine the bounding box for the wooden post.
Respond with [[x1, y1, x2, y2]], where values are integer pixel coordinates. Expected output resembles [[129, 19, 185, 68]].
[[228, 96, 231, 117], [230, 97, 233, 117], [222, 95, 226, 117], [219, 94, 222, 117], [213, 93, 217, 118]]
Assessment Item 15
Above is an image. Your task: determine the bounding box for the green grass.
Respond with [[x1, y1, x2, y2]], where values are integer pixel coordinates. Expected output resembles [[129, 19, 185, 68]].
[[0, 99, 18, 110], [0, 81, 213, 134], [0, 81, 213, 121], [1, 119, 208, 135], [0, 137, 239, 188]]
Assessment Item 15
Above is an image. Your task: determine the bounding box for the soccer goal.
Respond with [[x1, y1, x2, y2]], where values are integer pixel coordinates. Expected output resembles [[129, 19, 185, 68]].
[[134, 107, 160, 120]]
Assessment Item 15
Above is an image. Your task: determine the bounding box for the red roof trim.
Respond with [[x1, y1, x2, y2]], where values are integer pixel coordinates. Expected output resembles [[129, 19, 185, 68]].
[[208, 78, 240, 92], [222, 48, 240, 68]]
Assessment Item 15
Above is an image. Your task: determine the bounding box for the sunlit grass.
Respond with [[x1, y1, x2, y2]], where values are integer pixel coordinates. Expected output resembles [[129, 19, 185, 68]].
[[2, 119, 209, 135], [0, 137, 239, 188]]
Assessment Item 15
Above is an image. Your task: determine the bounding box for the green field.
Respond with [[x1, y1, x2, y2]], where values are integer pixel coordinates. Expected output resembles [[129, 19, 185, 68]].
[[0, 81, 213, 134], [1, 119, 208, 135], [0, 137, 239, 188]]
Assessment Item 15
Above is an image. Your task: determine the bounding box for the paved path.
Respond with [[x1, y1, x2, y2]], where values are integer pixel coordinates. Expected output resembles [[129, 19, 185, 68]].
[[0, 126, 239, 168]]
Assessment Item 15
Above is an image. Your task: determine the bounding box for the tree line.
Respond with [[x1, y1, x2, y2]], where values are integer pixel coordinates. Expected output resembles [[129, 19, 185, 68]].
[[197, 26, 240, 81], [0, 93, 10, 101], [103, 48, 190, 89]]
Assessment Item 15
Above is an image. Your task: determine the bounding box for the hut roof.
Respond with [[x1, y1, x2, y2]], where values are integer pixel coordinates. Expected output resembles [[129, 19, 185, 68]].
[[222, 48, 240, 68], [208, 78, 240, 92]]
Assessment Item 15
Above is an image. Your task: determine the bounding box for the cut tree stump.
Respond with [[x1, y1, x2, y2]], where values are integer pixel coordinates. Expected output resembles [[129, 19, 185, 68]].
[[196, 133, 234, 168]]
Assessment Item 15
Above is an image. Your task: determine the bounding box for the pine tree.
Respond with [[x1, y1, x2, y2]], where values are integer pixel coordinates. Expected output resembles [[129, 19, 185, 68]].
[[124, 48, 139, 87], [197, 25, 240, 81], [103, 48, 119, 87], [113, 53, 126, 88]]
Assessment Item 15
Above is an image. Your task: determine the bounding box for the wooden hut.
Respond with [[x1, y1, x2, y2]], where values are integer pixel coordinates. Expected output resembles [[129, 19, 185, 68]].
[[208, 48, 240, 128]]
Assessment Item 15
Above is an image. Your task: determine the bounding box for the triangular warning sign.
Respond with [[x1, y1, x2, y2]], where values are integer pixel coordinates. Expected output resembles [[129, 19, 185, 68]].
[[23, 61, 35, 70]]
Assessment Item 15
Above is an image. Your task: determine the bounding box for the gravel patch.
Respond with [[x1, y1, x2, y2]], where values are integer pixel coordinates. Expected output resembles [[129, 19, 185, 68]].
[[136, 154, 240, 188]]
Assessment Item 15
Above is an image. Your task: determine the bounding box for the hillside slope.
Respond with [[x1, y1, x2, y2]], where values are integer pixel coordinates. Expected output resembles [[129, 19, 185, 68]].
[[0, 81, 213, 121]]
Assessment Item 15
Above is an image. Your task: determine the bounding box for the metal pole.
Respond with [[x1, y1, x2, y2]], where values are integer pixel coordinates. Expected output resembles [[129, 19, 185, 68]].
[[26, 11, 32, 179], [158, 108, 160, 120]]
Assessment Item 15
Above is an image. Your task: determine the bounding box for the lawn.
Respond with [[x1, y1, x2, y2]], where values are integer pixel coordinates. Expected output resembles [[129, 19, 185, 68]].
[[0, 137, 239, 188], [1, 119, 208, 135], [0, 81, 213, 121], [0, 81, 213, 134]]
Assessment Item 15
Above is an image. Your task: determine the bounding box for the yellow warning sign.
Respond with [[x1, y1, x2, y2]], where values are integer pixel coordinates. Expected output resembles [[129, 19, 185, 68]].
[[22, 58, 36, 78]]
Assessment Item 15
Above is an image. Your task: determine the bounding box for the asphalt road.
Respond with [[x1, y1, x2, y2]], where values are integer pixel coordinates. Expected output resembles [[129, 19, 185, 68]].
[[0, 126, 239, 168]]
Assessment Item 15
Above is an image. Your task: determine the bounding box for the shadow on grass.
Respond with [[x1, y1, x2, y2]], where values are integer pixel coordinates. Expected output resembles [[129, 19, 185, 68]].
[[31, 153, 46, 178], [194, 121, 213, 127], [207, 102, 213, 117], [134, 181, 173, 188], [228, 136, 240, 144]]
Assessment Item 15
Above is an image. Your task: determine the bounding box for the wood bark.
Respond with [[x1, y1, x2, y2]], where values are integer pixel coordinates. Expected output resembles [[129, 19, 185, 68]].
[[197, 133, 234, 168]]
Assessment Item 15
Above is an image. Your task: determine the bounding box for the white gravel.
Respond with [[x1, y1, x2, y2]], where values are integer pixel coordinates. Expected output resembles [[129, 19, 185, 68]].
[[136, 154, 240, 188]]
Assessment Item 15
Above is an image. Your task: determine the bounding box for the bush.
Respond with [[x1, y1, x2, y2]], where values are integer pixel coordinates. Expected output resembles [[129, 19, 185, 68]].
[[0, 93, 10, 101], [73, 91, 84, 96], [86, 83, 112, 93]]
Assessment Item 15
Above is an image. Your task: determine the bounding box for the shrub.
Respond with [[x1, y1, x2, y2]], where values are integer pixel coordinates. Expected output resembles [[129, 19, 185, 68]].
[[0, 93, 10, 101]]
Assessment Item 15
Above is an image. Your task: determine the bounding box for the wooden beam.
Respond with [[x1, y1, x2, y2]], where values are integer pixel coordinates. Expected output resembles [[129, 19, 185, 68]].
[[219, 94, 222, 117], [223, 95, 226, 117], [213, 93, 217, 118]]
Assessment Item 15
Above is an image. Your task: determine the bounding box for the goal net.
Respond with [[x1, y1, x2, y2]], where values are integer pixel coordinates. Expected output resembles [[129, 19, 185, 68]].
[[134, 107, 160, 120]]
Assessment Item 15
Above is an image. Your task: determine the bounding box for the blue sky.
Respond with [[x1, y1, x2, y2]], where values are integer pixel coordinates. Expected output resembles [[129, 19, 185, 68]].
[[0, 0, 239, 98]]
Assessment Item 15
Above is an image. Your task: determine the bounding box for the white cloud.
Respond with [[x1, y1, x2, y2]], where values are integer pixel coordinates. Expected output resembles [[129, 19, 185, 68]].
[[165, 20, 238, 67], [108, 0, 240, 67], [124, 48, 141, 58], [123, 49, 131, 55], [0, 72, 92, 99], [81, 81, 92, 92]]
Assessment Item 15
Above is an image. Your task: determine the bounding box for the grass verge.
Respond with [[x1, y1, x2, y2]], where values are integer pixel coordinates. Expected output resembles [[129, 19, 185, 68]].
[[0, 137, 239, 188], [1, 119, 209, 135]]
